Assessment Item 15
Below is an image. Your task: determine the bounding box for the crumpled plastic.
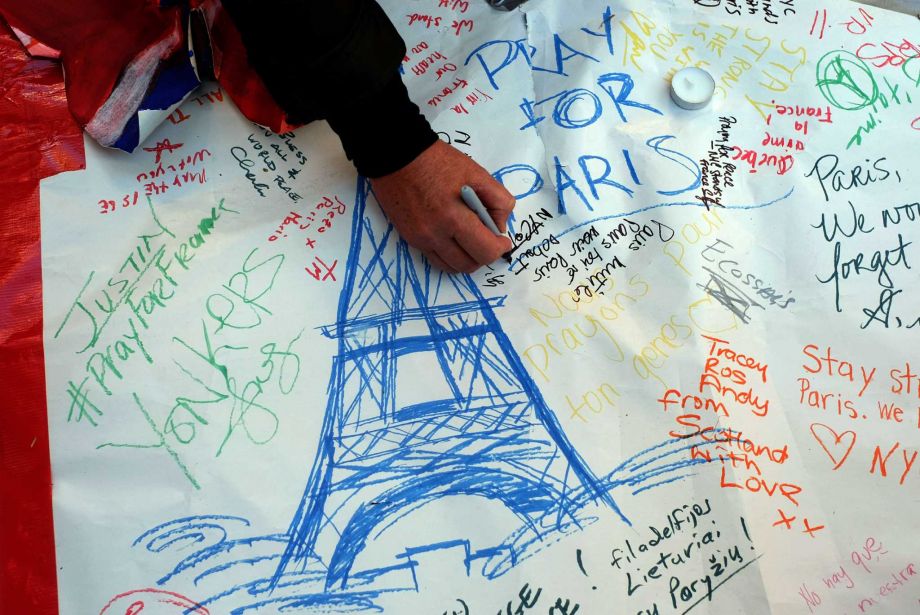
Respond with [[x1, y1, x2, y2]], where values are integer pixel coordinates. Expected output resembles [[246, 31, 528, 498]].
[[0, 0, 295, 153]]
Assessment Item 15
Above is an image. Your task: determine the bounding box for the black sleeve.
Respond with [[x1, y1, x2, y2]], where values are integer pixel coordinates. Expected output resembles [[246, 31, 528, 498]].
[[221, 0, 437, 177]]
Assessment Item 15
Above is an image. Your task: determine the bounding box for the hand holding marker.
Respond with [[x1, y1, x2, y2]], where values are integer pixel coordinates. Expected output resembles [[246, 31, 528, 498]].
[[460, 185, 513, 263]]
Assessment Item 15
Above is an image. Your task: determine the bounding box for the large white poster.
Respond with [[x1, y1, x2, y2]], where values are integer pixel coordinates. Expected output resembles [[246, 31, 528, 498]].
[[41, 0, 920, 612]]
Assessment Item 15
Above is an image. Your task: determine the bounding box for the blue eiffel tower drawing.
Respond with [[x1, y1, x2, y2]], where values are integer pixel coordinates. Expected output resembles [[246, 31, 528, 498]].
[[272, 177, 624, 591], [124, 178, 716, 613]]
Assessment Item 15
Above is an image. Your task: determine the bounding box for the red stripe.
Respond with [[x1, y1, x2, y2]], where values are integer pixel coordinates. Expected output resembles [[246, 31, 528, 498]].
[[0, 1, 182, 127], [0, 20, 84, 615]]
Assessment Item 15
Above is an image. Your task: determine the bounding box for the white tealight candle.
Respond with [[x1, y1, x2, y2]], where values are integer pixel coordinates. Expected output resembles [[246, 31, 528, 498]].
[[669, 67, 716, 110]]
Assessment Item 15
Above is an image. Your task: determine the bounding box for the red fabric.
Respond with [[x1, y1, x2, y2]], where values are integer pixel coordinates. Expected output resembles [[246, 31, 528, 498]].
[[193, 0, 295, 133], [0, 19, 84, 615], [0, 1, 182, 127], [2, 0, 295, 146]]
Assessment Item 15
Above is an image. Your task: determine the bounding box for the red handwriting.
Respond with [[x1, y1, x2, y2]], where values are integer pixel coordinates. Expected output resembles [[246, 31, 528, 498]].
[[772, 508, 824, 538], [99, 147, 210, 213], [407, 13, 442, 28], [167, 107, 191, 125], [268, 195, 346, 243], [809, 9, 828, 40], [663, 337, 821, 533], [666, 414, 817, 532], [428, 77, 470, 107], [305, 256, 338, 282], [853, 536, 889, 574], [857, 562, 917, 611], [266, 195, 346, 284], [797, 537, 890, 613], [799, 344, 876, 403], [406, 47, 461, 81], [267, 211, 305, 241], [731, 145, 793, 175], [755, 101, 833, 167], [797, 378, 861, 420], [822, 563, 856, 590], [451, 87, 493, 115], [698, 335, 770, 417], [857, 39, 920, 69], [305, 195, 346, 236], [410, 50, 448, 76], [869, 441, 918, 485], [842, 7, 875, 36], [190, 87, 224, 106], [800, 548, 916, 614], [798, 350, 919, 487], [772, 102, 833, 122], [762, 131, 805, 152], [890, 361, 920, 400], [717, 453, 801, 507], [793, 346, 920, 431], [138, 169, 207, 197], [807, 431, 918, 486], [165, 88, 224, 125], [436, 61, 458, 80], [404, 42, 492, 113], [451, 19, 474, 36], [142, 138, 183, 163], [439, 0, 469, 13], [134, 148, 210, 199], [99, 588, 209, 614], [405, 41, 430, 64], [660, 337, 771, 422], [764, 101, 833, 153], [810, 423, 857, 470], [136, 148, 210, 184], [98, 191, 140, 215], [406, 46, 461, 83]]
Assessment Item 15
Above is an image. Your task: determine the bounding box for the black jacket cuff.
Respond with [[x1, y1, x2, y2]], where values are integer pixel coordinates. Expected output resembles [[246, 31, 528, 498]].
[[325, 72, 438, 178]]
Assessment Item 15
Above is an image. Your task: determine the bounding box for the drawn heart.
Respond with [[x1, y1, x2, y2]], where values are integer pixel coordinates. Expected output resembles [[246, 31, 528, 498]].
[[810, 423, 857, 470]]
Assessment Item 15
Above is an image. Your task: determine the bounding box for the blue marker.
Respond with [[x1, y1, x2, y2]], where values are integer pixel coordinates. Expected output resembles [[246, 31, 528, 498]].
[[460, 185, 512, 263], [460, 185, 501, 234]]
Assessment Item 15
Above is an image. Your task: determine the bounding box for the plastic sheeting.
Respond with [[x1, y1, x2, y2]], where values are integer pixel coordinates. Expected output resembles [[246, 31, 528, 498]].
[[0, 19, 84, 615], [0, 0, 294, 152]]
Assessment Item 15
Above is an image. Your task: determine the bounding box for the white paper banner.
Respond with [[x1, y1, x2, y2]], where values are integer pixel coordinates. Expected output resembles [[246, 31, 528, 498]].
[[41, 0, 920, 613]]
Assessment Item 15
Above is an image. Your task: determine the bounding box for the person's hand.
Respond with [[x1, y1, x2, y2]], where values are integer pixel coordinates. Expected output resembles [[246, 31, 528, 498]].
[[369, 140, 515, 273]]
